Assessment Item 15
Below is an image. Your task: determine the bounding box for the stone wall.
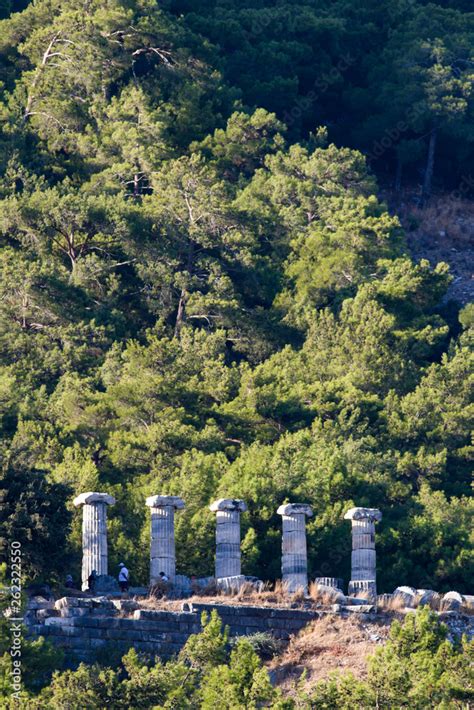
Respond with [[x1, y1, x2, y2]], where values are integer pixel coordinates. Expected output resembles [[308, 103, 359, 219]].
[[27, 598, 322, 665]]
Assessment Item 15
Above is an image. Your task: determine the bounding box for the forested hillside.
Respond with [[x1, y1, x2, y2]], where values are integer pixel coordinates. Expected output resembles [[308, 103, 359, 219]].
[[0, 0, 472, 595]]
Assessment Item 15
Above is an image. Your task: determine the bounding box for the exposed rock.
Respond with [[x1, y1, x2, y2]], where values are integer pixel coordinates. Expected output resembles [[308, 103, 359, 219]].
[[441, 591, 464, 611]]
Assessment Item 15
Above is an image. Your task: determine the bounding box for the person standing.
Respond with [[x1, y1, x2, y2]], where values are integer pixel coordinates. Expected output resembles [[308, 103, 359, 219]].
[[88, 570, 97, 593], [118, 562, 130, 592]]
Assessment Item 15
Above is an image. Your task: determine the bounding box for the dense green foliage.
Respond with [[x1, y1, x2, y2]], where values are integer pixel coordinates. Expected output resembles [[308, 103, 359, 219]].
[[0, 0, 472, 599], [2, 608, 472, 707]]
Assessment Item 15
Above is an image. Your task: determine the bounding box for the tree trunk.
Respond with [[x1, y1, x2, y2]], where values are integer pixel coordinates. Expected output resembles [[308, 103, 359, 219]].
[[174, 288, 186, 338], [395, 153, 403, 193], [421, 127, 437, 205], [174, 241, 195, 338]]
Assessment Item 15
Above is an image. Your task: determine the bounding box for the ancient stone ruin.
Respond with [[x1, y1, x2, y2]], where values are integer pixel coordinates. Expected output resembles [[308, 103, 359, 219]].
[[73, 492, 116, 591], [209, 498, 247, 579], [27, 494, 473, 666], [146, 495, 185, 584], [73, 493, 385, 596], [277, 503, 313, 593], [344, 507, 382, 599]]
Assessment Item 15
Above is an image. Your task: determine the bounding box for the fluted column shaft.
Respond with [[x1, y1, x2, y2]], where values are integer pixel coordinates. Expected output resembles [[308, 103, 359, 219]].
[[351, 518, 376, 580], [150, 505, 176, 582], [73, 492, 115, 591], [344, 507, 382, 597], [146, 496, 185, 585], [277, 503, 313, 593], [216, 509, 241, 578], [210, 499, 247, 579]]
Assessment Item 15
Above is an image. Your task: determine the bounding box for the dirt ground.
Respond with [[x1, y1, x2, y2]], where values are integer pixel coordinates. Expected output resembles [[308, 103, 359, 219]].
[[383, 188, 474, 305], [267, 614, 393, 696]]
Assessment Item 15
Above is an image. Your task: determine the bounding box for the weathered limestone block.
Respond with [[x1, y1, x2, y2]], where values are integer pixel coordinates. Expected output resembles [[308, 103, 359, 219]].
[[146, 495, 185, 584], [393, 586, 417, 607], [416, 589, 440, 608], [73, 492, 116, 591], [344, 507, 381, 598], [442, 591, 464, 611], [314, 577, 343, 591], [277, 503, 313, 593], [111, 599, 140, 613], [210, 499, 247, 579], [36, 609, 59, 620], [312, 583, 346, 604], [217, 575, 264, 593], [343, 604, 376, 614], [377, 593, 393, 606], [27, 598, 55, 612]]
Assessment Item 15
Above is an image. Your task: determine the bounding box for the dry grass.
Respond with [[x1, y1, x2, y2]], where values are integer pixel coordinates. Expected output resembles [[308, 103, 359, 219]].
[[399, 195, 474, 246], [415, 593, 441, 611], [376, 595, 408, 613], [140, 596, 185, 612], [308, 582, 341, 605], [216, 579, 310, 607], [267, 614, 392, 695], [384, 187, 474, 245], [136, 579, 334, 614]]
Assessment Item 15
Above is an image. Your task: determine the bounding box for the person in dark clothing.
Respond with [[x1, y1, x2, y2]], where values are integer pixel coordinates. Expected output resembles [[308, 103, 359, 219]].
[[88, 569, 97, 592], [65, 574, 74, 589]]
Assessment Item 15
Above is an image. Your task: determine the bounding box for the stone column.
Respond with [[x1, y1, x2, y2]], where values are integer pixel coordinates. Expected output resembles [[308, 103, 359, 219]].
[[277, 503, 313, 593], [209, 499, 247, 579], [145, 495, 185, 585], [73, 492, 116, 591], [344, 507, 382, 597]]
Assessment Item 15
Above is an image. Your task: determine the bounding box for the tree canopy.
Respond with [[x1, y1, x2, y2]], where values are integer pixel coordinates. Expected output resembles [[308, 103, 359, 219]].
[[0, 0, 471, 598]]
